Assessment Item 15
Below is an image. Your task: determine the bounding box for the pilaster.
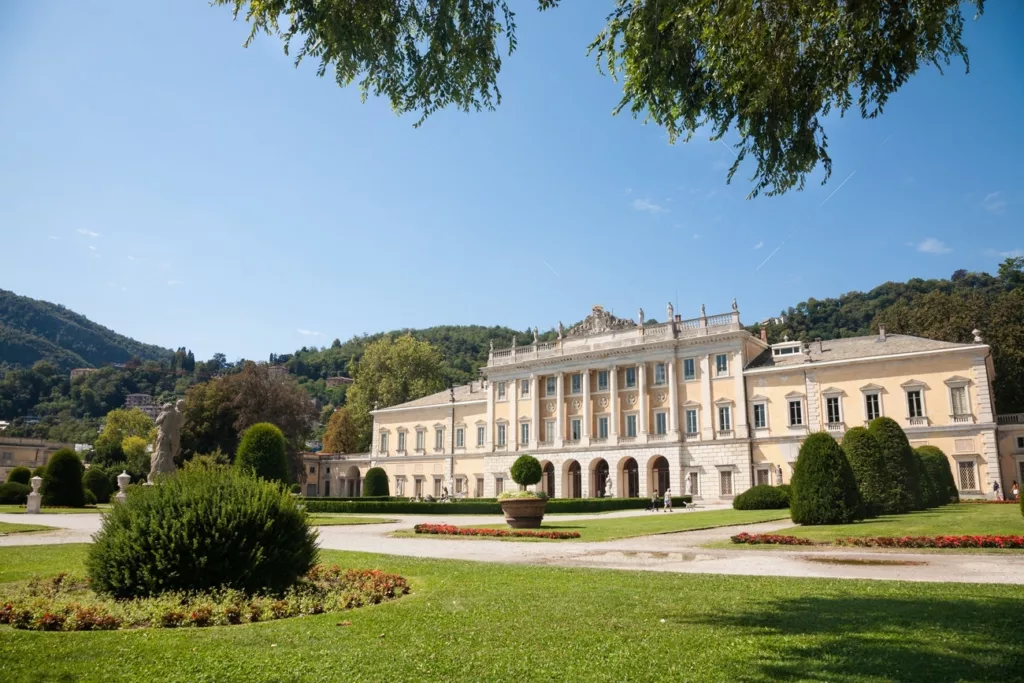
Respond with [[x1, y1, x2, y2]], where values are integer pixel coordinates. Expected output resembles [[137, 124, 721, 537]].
[[581, 368, 592, 447], [486, 381, 494, 451], [609, 364, 619, 443], [700, 355, 714, 439], [668, 357, 680, 439], [530, 374, 540, 449], [732, 348, 749, 438], [804, 372, 821, 431], [555, 371, 565, 448], [510, 376, 519, 449], [639, 362, 649, 441]]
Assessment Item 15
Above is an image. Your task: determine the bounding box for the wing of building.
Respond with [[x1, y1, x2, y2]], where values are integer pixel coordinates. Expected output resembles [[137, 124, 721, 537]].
[[304, 303, 1024, 501]]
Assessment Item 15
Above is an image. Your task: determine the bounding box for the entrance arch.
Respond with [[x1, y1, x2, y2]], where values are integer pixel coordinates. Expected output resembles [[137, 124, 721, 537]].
[[344, 465, 361, 497], [619, 457, 639, 498], [591, 458, 610, 497], [649, 456, 670, 496], [563, 460, 582, 498], [540, 461, 555, 498]]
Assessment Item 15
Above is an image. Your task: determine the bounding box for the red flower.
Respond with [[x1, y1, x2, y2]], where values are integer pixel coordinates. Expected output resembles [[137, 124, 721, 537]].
[[414, 524, 580, 539]]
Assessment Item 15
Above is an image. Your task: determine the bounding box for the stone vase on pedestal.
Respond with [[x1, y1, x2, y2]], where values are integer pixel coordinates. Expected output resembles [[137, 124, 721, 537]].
[[115, 471, 130, 502], [26, 476, 42, 514], [499, 498, 547, 529]]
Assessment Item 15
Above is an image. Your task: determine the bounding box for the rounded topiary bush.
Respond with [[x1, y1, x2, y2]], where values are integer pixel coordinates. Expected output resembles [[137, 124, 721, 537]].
[[83, 467, 114, 504], [363, 467, 389, 497], [732, 485, 789, 510], [6, 466, 31, 485], [0, 482, 31, 505], [290, 483, 301, 494], [235, 423, 289, 483], [868, 417, 922, 513], [916, 446, 958, 505], [913, 450, 938, 509], [42, 448, 86, 508], [510, 455, 542, 488], [791, 432, 863, 525], [841, 427, 887, 518], [87, 466, 318, 598]]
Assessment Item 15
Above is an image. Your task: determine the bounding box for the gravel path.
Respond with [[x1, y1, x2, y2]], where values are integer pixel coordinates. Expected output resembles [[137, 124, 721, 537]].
[[4, 511, 1023, 585]]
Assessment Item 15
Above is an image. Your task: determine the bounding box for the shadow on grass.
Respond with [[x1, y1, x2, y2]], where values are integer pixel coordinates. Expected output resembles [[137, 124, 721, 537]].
[[679, 594, 1024, 682]]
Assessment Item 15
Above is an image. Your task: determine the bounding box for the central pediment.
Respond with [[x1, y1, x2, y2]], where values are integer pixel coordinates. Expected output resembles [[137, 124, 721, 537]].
[[565, 305, 636, 338]]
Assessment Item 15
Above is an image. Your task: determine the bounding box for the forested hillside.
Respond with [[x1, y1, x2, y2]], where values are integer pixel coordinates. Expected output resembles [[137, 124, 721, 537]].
[[0, 289, 173, 370], [756, 258, 1024, 412]]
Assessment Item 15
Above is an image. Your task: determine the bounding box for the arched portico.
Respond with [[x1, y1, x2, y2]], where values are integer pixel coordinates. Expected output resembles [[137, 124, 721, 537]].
[[649, 456, 670, 496], [343, 465, 361, 497], [618, 457, 640, 498], [563, 460, 582, 498], [540, 461, 555, 498], [591, 458, 610, 497]]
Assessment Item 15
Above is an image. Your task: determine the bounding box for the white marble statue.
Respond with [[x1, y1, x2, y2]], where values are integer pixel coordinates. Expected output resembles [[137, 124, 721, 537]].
[[149, 399, 185, 483], [775, 464, 784, 486], [685, 474, 693, 496], [604, 477, 612, 498]]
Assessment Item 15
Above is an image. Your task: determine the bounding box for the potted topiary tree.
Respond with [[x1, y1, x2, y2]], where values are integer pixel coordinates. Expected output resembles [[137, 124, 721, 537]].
[[499, 455, 548, 528]]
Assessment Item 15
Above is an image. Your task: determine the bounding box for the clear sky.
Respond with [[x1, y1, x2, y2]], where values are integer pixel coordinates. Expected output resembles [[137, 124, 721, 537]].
[[1, 1, 1021, 362]]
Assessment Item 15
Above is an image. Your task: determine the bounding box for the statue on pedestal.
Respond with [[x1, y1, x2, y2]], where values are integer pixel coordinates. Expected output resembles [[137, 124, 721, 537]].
[[638, 308, 645, 325], [685, 474, 693, 496], [532, 327, 539, 344], [557, 321, 564, 340], [775, 464, 784, 486], [604, 477, 612, 498], [149, 400, 185, 483]]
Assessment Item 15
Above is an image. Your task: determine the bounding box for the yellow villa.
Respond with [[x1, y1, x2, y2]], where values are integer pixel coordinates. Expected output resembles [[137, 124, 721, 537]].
[[305, 302, 1020, 502]]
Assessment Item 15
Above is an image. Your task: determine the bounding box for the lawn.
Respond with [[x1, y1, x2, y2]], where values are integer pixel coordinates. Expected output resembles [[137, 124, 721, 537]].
[[402, 508, 791, 542], [0, 504, 109, 515], [307, 515, 395, 526], [0, 521, 53, 535], [0, 544, 1021, 682]]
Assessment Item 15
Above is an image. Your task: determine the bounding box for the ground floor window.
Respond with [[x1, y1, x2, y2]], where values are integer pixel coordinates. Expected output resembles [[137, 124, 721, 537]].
[[475, 477, 484, 497], [720, 470, 733, 496], [495, 477, 504, 495], [323, 480, 330, 497], [957, 461, 978, 491], [687, 471, 699, 497], [433, 477, 443, 498], [414, 477, 424, 498], [755, 468, 770, 486], [455, 477, 465, 494]]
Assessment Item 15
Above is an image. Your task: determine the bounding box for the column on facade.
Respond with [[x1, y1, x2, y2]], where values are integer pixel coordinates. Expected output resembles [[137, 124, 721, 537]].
[[555, 371, 565, 447], [510, 376, 519, 450], [668, 357, 679, 437], [638, 362, 649, 439], [700, 355, 714, 438], [609, 364, 618, 443], [486, 380, 495, 451], [732, 349, 748, 438], [530, 374, 540, 449], [581, 367, 591, 446]]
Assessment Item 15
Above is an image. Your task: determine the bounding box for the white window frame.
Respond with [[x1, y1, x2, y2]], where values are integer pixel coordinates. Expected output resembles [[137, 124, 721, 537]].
[[545, 376, 556, 397], [863, 390, 883, 422], [397, 431, 406, 453], [597, 416, 609, 439], [754, 467, 771, 487], [520, 421, 530, 445], [496, 381, 506, 400], [596, 370, 609, 392], [944, 377, 971, 418], [570, 373, 583, 394], [570, 418, 582, 440], [415, 428, 426, 452], [654, 410, 668, 435], [624, 367, 637, 389], [520, 379, 530, 398], [718, 405, 732, 432], [434, 427, 445, 451], [379, 431, 389, 454], [788, 399, 804, 427], [455, 427, 465, 449], [496, 423, 507, 447], [685, 408, 699, 435], [821, 390, 844, 427], [544, 420, 556, 443], [955, 457, 979, 492], [752, 402, 768, 430], [715, 353, 729, 377], [719, 469, 733, 496], [625, 413, 638, 437], [653, 362, 667, 386], [683, 358, 696, 381], [901, 380, 928, 422], [476, 424, 486, 447], [494, 476, 504, 495]]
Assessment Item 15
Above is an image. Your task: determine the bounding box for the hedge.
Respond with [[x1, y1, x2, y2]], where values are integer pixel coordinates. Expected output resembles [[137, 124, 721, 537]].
[[732, 485, 789, 510], [841, 426, 887, 518], [42, 449, 86, 508], [868, 417, 922, 513], [916, 446, 959, 505], [790, 432, 863, 525], [363, 467, 389, 497], [235, 423, 289, 483], [0, 482, 31, 505], [6, 466, 32, 485], [303, 496, 693, 515]]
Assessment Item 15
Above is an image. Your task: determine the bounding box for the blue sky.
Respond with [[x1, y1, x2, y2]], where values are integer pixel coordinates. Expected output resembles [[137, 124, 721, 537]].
[[1, 1, 1021, 362]]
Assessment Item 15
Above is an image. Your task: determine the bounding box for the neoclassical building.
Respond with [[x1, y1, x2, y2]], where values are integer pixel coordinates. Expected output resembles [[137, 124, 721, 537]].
[[305, 303, 1020, 502]]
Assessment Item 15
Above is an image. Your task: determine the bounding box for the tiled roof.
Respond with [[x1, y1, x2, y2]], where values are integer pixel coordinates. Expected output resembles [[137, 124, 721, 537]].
[[376, 381, 488, 411], [745, 334, 974, 370]]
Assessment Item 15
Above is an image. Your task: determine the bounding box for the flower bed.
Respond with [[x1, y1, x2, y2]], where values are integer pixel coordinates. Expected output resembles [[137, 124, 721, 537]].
[[730, 532, 1024, 549], [414, 523, 580, 539], [0, 565, 409, 632]]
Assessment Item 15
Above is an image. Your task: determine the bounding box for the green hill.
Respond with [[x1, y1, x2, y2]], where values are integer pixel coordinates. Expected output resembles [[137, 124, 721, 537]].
[[0, 288, 173, 371]]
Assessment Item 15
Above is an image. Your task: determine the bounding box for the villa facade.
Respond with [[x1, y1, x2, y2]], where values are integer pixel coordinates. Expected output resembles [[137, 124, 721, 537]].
[[305, 303, 1019, 502]]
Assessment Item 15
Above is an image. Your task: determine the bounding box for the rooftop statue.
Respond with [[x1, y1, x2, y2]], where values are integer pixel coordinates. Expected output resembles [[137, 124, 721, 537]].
[[565, 305, 636, 338]]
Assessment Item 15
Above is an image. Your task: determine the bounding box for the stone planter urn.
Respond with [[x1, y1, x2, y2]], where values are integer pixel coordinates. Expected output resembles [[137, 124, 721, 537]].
[[499, 497, 548, 529]]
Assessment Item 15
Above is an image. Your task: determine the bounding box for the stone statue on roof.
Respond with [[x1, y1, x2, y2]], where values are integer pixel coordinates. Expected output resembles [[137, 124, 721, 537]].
[[558, 321, 564, 339], [533, 327, 538, 344], [701, 303, 706, 317], [565, 305, 636, 338], [732, 298, 738, 312]]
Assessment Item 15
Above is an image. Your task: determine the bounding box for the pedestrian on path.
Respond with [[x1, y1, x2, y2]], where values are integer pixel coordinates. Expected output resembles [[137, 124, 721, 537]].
[[663, 488, 673, 512], [648, 491, 659, 512], [1012, 480, 1020, 501], [993, 481, 1000, 500]]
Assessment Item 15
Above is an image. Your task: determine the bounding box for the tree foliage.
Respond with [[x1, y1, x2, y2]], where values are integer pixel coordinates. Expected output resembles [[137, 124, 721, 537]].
[[363, 467, 390, 497], [840, 427, 887, 518], [322, 406, 360, 454], [235, 422, 290, 483], [732, 484, 789, 510], [83, 466, 114, 504], [42, 448, 86, 508], [790, 432, 862, 525], [6, 466, 31, 485], [345, 336, 447, 452], [868, 417, 922, 514], [916, 445, 959, 506], [93, 408, 155, 467], [510, 455, 543, 487], [213, 0, 983, 198]]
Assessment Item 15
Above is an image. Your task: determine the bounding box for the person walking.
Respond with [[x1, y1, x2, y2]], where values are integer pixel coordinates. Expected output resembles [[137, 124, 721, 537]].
[[663, 487, 672, 512], [1012, 480, 1020, 502], [993, 481, 1000, 501], [650, 491, 659, 512]]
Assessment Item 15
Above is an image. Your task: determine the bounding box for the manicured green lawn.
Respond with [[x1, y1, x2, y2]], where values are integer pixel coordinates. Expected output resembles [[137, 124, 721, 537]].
[[0, 544, 1021, 682], [307, 515, 395, 526], [776, 504, 1022, 541], [0, 521, 53, 535], [0, 504, 109, 515], [404, 508, 791, 542]]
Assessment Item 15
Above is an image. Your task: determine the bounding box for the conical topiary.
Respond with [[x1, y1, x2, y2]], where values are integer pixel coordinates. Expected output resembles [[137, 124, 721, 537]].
[[868, 417, 921, 513], [841, 427, 886, 518], [791, 432, 863, 525]]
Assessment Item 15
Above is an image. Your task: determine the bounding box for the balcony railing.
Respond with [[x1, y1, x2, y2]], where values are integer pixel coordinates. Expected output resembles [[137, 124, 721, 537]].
[[950, 414, 975, 425], [591, 437, 607, 445], [997, 413, 1024, 426], [826, 422, 845, 433], [564, 438, 580, 447], [649, 433, 668, 441], [717, 429, 733, 438], [907, 416, 929, 426], [538, 438, 553, 447], [619, 435, 637, 444]]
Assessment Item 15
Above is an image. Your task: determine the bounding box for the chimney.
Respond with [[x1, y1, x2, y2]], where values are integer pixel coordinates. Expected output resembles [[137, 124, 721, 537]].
[[878, 325, 886, 342], [814, 337, 823, 353], [760, 324, 768, 342]]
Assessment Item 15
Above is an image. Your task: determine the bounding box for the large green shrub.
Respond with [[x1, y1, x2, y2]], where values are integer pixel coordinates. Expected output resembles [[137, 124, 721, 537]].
[[510, 455, 542, 488], [31, 466, 46, 479], [916, 446, 959, 505], [42, 448, 86, 508], [83, 467, 114, 504], [841, 427, 887, 518], [87, 466, 318, 598], [363, 467, 389, 497], [6, 466, 31, 485], [732, 485, 789, 510], [235, 423, 289, 483], [0, 482, 31, 505], [868, 417, 922, 513], [913, 450, 937, 508], [790, 432, 863, 525]]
